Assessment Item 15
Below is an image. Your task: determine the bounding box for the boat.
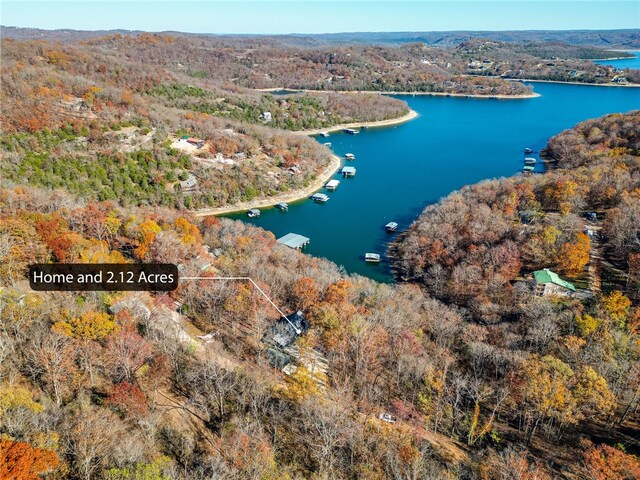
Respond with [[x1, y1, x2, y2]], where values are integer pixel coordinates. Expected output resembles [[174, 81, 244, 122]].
[[524, 157, 537, 165], [319, 132, 330, 137], [365, 253, 381, 263], [523, 165, 535, 173], [275, 202, 289, 211], [325, 179, 340, 190], [344, 128, 360, 135], [310, 193, 330, 203], [385, 222, 399, 232], [247, 208, 261, 218], [345, 153, 356, 160], [323, 142, 332, 147], [524, 147, 533, 154]]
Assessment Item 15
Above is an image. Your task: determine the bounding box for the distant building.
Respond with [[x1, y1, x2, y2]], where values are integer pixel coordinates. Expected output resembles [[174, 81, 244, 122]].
[[261, 111, 272, 122], [288, 165, 301, 175], [180, 173, 198, 190], [533, 269, 576, 297], [179, 135, 205, 148], [233, 152, 247, 160]]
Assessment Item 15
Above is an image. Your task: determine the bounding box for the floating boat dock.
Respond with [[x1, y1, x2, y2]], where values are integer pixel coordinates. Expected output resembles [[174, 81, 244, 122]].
[[323, 142, 332, 147], [524, 147, 533, 154], [523, 165, 535, 173], [311, 193, 330, 202], [247, 208, 261, 218], [276, 202, 289, 211], [524, 157, 537, 165], [341, 166, 356, 177], [365, 253, 381, 263], [325, 179, 340, 190], [277, 233, 310, 250], [319, 132, 330, 137], [385, 222, 399, 232], [345, 153, 356, 160], [344, 128, 360, 135]]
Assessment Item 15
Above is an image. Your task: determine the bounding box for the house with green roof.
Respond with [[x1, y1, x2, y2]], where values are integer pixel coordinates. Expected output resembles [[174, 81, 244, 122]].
[[533, 269, 576, 297]]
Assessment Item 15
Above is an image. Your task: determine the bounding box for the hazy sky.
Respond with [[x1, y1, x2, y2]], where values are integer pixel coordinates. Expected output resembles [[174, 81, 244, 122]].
[[2, 1, 639, 34]]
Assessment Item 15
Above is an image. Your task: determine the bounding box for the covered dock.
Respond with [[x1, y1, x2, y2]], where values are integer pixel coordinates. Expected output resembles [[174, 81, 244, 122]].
[[342, 166, 357, 177], [277, 233, 310, 250], [325, 179, 340, 190]]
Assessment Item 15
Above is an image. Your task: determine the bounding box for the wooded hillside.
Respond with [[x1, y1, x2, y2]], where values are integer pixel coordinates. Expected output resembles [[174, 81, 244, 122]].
[[1, 112, 639, 479]]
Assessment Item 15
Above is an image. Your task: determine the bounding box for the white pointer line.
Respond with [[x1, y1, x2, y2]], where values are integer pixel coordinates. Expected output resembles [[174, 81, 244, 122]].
[[180, 276, 301, 334]]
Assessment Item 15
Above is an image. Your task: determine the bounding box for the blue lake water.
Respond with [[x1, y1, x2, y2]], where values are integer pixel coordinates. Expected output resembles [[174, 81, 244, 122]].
[[226, 82, 639, 282], [594, 51, 640, 69]]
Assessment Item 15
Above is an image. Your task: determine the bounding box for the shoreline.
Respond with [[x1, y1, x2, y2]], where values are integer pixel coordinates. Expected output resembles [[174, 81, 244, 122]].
[[591, 56, 636, 61], [517, 79, 640, 88], [292, 109, 418, 136], [387, 90, 539, 99], [258, 87, 539, 100], [194, 154, 342, 217], [194, 106, 420, 216]]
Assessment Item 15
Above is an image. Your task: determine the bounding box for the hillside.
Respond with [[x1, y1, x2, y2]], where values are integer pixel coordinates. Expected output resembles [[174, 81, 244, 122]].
[[1, 114, 639, 479], [0, 38, 410, 210], [3, 26, 639, 49], [392, 111, 640, 316]]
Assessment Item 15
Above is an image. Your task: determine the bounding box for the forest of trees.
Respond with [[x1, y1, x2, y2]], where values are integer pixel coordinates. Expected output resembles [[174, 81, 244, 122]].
[[1, 112, 639, 479], [392, 111, 640, 315], [1, 27, 640, 479]]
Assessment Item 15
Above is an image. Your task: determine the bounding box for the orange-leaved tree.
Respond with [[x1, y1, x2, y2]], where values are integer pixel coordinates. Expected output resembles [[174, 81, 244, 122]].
[[557, 232, 590, 276], [0, 439, 60, 480]]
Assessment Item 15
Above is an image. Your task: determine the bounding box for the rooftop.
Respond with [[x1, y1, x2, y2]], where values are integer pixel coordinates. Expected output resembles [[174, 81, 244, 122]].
[[277, 233, 310, 250], [534, 269, 576, 291], [266, 311, 310, 349]]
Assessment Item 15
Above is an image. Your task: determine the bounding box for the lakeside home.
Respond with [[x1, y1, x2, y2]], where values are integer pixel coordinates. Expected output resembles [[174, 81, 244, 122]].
[[533, 269, 576, 297]]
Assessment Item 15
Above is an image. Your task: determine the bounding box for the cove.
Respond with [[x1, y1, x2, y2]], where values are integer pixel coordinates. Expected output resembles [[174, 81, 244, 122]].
[[594, 51, 640, 69], [224, 82, 640, 283]]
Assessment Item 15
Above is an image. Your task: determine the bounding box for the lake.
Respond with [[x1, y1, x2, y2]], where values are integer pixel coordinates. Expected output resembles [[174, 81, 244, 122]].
[[594, 51, 640, 69], [225, 82, 639, 282]]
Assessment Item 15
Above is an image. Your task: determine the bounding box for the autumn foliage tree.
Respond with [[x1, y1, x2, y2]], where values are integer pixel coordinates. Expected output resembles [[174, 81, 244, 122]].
[[52, 310, 119, 341], [556, 232, 590, 276], [0, 439, 60, 480], [582, 441, 640, 480]]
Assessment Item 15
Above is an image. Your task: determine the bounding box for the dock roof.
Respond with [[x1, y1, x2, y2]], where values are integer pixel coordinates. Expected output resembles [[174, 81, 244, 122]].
[[277, 233, 310, 249], [342, 166, 356, 174]]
